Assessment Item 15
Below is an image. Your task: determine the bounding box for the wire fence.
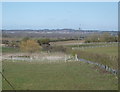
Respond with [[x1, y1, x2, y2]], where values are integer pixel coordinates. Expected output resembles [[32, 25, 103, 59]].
[[2, 53, 118, 75], [1, 42, 118, 90], [72, 43, 118, 50]]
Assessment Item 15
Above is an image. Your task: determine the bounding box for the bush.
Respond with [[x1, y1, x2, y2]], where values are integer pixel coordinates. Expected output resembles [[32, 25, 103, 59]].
[[85, 32, 118, 43], [37, 38, 50, 45], [20, 39, 41, 53]]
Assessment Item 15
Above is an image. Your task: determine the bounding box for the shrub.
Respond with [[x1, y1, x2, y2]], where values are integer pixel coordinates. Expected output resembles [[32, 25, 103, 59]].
[[20, 39, 41, 53], [37, 38, 50, 46]]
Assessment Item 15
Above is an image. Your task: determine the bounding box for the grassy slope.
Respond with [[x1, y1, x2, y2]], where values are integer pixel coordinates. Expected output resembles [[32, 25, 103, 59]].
[[2, 61, 117, 90], [80, 46, 118, 57], [70, 46, 118, 69]]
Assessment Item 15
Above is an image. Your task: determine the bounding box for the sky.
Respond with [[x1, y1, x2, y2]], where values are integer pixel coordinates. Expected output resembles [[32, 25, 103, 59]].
[[2, 2, 118, 31]]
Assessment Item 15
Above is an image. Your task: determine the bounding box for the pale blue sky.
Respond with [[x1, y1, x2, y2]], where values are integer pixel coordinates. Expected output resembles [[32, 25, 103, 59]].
[[2, 2, 118, 31]]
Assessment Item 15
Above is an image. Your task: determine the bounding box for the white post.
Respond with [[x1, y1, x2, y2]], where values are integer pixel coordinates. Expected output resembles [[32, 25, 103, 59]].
[[65, 55, 67, 63], [75, 54, 78, 61]]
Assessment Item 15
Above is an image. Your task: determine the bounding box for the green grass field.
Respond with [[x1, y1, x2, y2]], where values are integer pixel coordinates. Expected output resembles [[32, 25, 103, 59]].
[[80, 46, 118, 57], [2, 60, 118, 90], [67, 45, 118, 69], [1, 47, 20, 53]]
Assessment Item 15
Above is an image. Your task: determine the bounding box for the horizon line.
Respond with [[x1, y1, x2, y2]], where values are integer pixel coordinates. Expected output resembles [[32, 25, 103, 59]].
[[1, 28, 118, 31]]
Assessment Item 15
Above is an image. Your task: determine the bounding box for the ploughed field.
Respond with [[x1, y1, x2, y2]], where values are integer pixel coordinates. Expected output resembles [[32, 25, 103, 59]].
[[2, 60, 118, 90]]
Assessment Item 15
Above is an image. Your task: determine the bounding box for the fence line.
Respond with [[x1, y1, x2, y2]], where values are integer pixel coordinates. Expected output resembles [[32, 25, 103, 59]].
[[2, 54, 118, 75], [2, 54, 78, 62], [84, 42, 118, 45], [72, 44, 118, 50], [78, 57, 118, 75]]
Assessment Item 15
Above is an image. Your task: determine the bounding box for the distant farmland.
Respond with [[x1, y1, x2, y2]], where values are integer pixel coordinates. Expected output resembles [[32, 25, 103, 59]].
[[2, 30, 118, 90]]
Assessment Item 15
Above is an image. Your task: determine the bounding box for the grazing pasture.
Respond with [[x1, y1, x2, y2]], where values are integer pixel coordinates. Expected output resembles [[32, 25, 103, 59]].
[[78, 46, 118, 57], [2, 61, 118, 90], [2, 47, 20, 53], [1, 40, 118, 90], [69, 45, 118, 69]]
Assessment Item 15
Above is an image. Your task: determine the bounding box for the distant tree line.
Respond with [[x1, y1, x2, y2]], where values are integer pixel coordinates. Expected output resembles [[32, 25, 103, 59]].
[[85, 32, 118, 43], [2, 32, 118, 53]]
